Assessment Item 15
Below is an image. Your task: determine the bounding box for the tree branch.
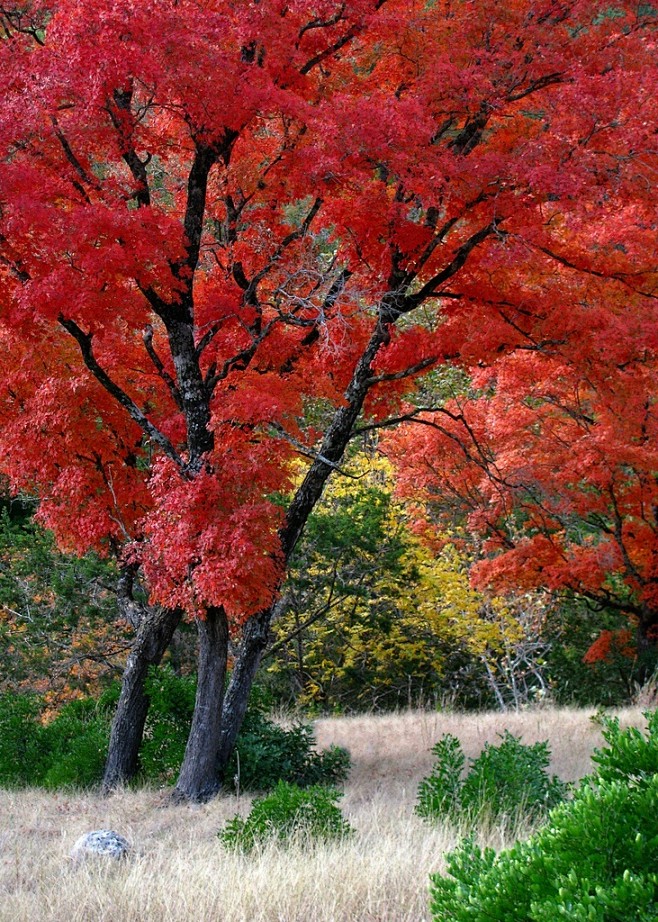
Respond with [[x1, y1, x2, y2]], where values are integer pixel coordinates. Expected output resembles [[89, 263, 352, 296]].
[[299, 0, 387, 74], [50, 117, 100, 203], [366, 355, 437, 386], [270, 422, 362, 477], [382, 219, 501, 320], [240, 197, 323, 307], [58, 315, 184, 470], [143, 324, 184, 410], [537, 242, 658, 300], [108, 87, 152, 208]]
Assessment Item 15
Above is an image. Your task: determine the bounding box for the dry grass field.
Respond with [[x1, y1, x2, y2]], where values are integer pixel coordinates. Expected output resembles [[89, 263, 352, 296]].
[[0, 706, 647, 922]]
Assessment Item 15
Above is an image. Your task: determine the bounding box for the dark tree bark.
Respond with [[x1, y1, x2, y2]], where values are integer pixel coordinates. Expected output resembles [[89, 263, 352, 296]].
[[217, 606, 273, 776], [173, 606, 229, 802], [635, 606, 658, 686], [103, 602, 182, 791]]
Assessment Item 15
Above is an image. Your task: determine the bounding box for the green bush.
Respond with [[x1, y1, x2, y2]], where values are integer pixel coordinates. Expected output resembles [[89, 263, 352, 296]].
[[0, 693, 113, 789], [229, 707, 350, 793], [139, 669, 197, 783], [219, 780, 353, 852], [140, 668, 350, 791], [416, 733, 465, 820], [0, 693, 49, 786], [40, 697, 111, 788], [430, 712, 658, 922], [417, 731, 567, 828]]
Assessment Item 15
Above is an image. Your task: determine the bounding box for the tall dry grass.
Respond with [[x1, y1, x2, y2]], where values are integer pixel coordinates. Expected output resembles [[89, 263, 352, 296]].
[[0, 706, 647, 922]]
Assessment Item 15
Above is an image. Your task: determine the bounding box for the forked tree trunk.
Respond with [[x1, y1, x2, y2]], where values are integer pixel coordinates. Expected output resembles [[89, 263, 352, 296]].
[[103, 605, 182, 791], [173, 606, 229, 802], [105, 318, 395, 802]]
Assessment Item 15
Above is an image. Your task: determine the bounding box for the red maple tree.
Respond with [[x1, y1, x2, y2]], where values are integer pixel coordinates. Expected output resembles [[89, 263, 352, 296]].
[[388, 220, 658, 679], [0, 0, 654, 797]]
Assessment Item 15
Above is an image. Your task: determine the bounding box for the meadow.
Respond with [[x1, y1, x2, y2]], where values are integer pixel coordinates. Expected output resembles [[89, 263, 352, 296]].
[[0, 706, 646, 922]]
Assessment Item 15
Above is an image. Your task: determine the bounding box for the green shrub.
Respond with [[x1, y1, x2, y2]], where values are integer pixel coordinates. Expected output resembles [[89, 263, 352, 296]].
[[0, 693, 112, 789], [40, 697, 111, 788], [416, 733, 466, 820], [229, 708, 350, 792], [430, 712, 658, 921], [219, 780, 353, 852], [139, 669, 197, 783], [590, 710, 658, 785], [0, 693, 49, 786], [417, 731, 567, 828], [140, 668, 350, 791]]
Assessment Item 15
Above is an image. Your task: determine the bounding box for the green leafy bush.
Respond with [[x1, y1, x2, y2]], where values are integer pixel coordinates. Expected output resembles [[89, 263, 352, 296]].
[[417, 731, 567, 827], [0, 693, 49, 786], [229, 707, 350, 792], [219, 781, 353, 852], [140, 668, 350, 791], [0, 693, 112, 789], [416, 733, 465, 820], [139, 669, 197, 783], [41, 697, 111, 788], [430, 712, 658, 922]]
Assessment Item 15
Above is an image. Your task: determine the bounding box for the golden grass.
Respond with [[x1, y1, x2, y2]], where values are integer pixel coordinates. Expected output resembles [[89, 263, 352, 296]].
[[0, 705, 647, 922]]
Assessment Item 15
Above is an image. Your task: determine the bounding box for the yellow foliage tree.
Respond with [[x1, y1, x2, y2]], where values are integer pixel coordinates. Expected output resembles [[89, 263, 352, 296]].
[[266, 452, 544, 711]]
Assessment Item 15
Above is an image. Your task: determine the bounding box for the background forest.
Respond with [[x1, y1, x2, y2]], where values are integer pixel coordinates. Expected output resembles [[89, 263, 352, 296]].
[[0, 452, 644, 720]]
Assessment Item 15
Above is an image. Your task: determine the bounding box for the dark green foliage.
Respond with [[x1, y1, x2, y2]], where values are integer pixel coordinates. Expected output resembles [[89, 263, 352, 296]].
[[0, 670, 349, 791], [544, 600, 639, 707], [460, 732, 568, 825], [416, 734, 465, 820], [138, 668, 351, 791], [430, 712, 658, 922], [417, 731, 567, 828], [219, 781, 353, 852], [229, 706, 350, 793], [0, 693, 111, 789], [139, 668, 197, 783], [590, 710, 658, 785], [0, 693, 49, 786], [40, 697, 111, 788]]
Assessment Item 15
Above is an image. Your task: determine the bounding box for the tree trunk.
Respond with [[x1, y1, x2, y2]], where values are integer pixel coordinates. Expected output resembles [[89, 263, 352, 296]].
[[217, 607, 271, 778], [636, 608, 658, 686], [173, 606, 229, 802], [103, 605, 182, 791]]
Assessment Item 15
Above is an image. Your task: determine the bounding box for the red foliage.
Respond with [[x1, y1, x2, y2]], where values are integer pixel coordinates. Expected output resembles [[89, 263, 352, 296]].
[[583, 630, 636, 665], [0, 0, 656, 621]]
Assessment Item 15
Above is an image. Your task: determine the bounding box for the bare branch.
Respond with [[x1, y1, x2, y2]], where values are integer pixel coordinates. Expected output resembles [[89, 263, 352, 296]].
[[143, 324, 184, 410], [240, 197, 323, 305], [270, 422, 361, 478], [366, 355, 437, 386]]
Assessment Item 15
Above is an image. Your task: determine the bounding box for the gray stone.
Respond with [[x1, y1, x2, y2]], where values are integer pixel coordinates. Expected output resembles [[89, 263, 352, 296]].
[[70, 829, 131, 862]]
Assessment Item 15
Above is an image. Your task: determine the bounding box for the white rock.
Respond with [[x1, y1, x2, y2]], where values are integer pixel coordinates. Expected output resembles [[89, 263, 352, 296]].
[[70, 829, 131, 862]]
